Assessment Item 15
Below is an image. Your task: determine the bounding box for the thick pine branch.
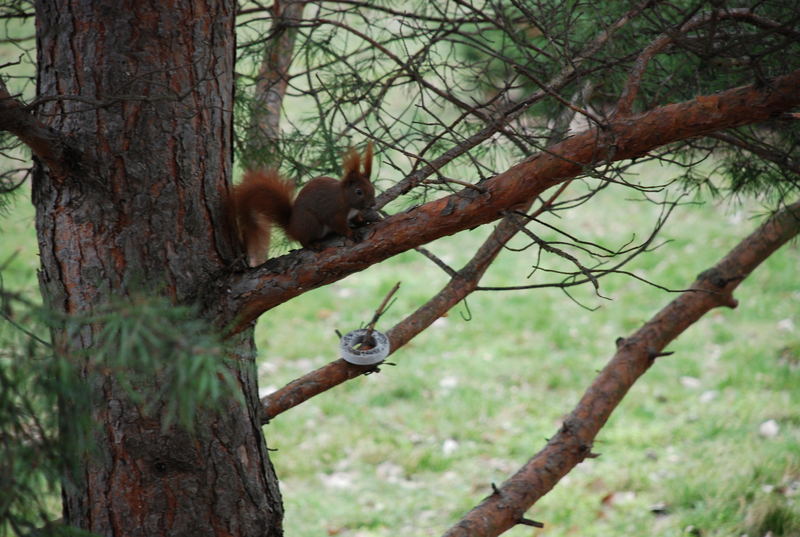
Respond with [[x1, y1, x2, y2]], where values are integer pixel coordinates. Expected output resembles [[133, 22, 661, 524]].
[[441, 199, 800, 537], [0, 78, 76, 178], [214, 69, 800, 332]]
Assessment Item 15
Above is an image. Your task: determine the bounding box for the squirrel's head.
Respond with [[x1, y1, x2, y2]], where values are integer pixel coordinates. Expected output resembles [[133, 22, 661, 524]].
[[341, 142, 375, 210]]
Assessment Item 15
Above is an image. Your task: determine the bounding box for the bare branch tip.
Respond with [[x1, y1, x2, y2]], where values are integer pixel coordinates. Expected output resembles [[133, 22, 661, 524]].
[[365, 281, 401, 335], [518, 518, 545, 529], [647, 349, 674, 360], [723, 295, 739, 309]]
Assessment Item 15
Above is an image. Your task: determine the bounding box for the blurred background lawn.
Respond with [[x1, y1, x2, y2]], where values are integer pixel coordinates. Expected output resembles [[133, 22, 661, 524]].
[[2, 168, 798, 536], [256, 168, 799, 537]]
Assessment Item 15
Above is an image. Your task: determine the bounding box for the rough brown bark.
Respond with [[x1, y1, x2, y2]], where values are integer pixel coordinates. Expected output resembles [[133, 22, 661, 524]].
[[32, 1, 282, 535], [217, 69, 800, 333]]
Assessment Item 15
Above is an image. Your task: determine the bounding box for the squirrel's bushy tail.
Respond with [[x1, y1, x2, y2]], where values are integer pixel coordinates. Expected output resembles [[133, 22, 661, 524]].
[[232, 169, 295, 266]]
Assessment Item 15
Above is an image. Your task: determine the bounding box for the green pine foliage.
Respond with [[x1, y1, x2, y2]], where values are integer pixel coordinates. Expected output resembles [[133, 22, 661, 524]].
[[0, 277, 241, 536]]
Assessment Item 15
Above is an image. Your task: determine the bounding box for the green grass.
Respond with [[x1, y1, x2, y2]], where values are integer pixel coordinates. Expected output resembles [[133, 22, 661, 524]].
[[2, 174, 799, 537], [256, 180, 800, 537]]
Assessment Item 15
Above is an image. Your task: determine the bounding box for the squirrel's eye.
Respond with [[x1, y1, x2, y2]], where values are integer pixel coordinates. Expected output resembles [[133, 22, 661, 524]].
[[355, 188, 364, 196]]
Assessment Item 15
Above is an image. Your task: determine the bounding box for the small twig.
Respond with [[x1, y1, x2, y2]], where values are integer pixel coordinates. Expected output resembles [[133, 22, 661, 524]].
[[362, 282, 401, 342], [511, 222, 601, 293], [529, 180, 572, 221], [415, 246, 459, 278], [513, 63, 606, 128], [421, 177, 487, 193], [648, 349, 674, 360], [518, 518, 544, 529], [0, 307, 52, 348], [0, 249, 21, 272], [707, 132, 800, 175]]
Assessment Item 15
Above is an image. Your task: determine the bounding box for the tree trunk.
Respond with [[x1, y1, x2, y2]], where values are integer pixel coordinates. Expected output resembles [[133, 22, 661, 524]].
[[33, 1, 283, 535]]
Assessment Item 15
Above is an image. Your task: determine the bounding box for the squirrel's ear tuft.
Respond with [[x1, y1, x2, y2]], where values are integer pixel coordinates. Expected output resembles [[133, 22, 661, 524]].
[[342, 146, 360, 181], [362, 142, 372, 179], [342, 142, 373, 182]]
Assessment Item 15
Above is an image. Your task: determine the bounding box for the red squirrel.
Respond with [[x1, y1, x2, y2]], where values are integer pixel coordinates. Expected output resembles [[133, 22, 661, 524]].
[[232, 143, 376, 266]]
